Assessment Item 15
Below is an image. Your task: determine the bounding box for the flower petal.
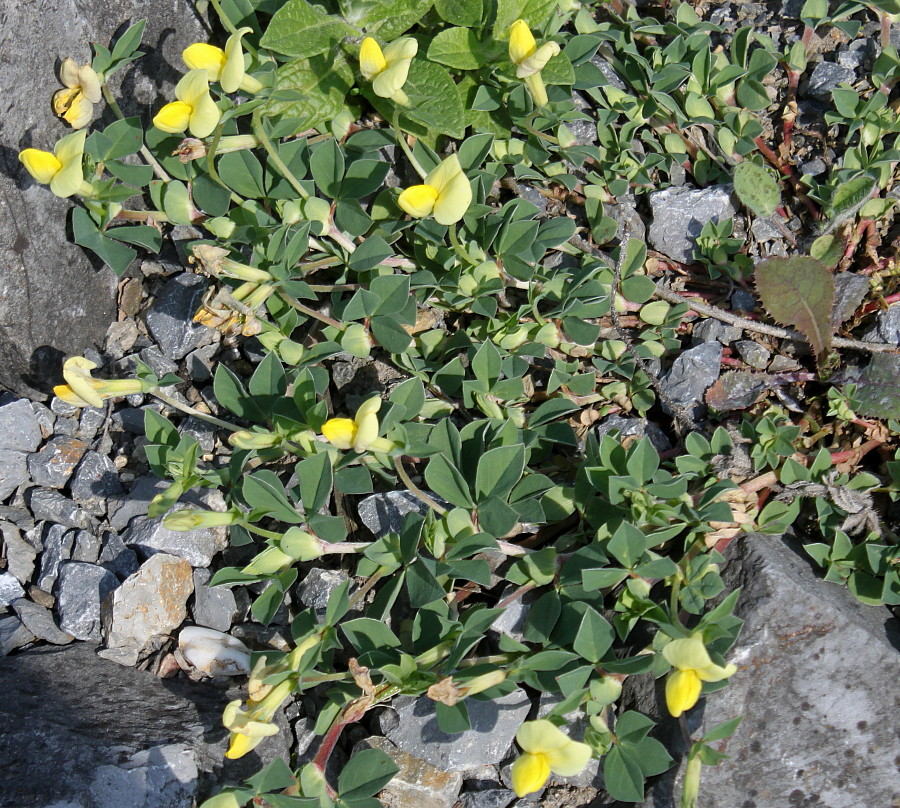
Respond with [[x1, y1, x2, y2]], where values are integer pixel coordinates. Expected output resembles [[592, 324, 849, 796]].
[[353, 411, 379, 452], [666, 668, 702, 717], [383, 37, 418, 64], [188, 90, 222, 138], [176, 69, 212, 105], [221, 27, 252, 93], [696, 661, 737, 683], [511, 753, 551, 797], [183, 43, 226, 80], [61, 355, 104, 407], [52, 87, 80, 117], [373, 58, 413, 99], [433, 170, 472, 225], [77, 64, 102, 104], [322, 417, 357, 450], [153, 100, 193, 134], [516, 41, 560, 78], [509, 20, 537, 65], [62, 93, 94, 129], [52, 384, 92, 408], [662, 635, 713, 672], [424, 153, 463, 195], [545, 739, 592, 777], [19, 149, 62, 185], [398, 184, 438, 218], [515, 719, 571, 754], [359, 37, 387, 80], [355, 396, 382, 421], [50, 130, 88, 198], [59, 57, 81, 88]]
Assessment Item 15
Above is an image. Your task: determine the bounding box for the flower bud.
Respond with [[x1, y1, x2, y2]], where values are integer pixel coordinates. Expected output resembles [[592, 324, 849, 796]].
[[163, 509, 241, 531], [229, 430, 282, 450], [280, 527, 324, 561], [241, 545, 294, 575]]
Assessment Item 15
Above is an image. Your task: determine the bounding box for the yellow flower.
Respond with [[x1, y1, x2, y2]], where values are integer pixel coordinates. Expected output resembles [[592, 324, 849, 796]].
[[510, 719, 592, 798], [397, 154, 472, 226], [321, 396, 394, 453], [359, 37, 417, 105], [662, 634, 737, 718], [153, 69, 221, 138], [222, 678, 293, 759], [18, 130, 91, 199], [53, 356, 144, 408], [507, 20, 560, 107], [183, 27, 262, 94], [53, 58, 102, 129]]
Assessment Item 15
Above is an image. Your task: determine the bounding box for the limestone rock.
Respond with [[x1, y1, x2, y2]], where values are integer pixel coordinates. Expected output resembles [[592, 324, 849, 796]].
[[648, 185, 737, 264], [56, 561, 120, 641]]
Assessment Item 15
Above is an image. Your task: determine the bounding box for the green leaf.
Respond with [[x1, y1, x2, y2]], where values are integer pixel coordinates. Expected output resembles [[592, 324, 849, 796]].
[[523, 590, 561, 643], [370, 316, 413, 353], [341, 618, 401, 653], [337, 749, 399, 800], [260, 0, 354, 57], [219, 150, 266, 198], [475, 444, 526, 501], [755, 257, 834, 359], [427, 27, 483, 69], [341, 159, 390, 199], [106, 224, 162, 253], [109, 19, 147, 64], [829, 175, 876, 220], [244, 470, 304, 523], [406, 558, 446, 607], [214, 363, 266, 422], [625, 437, 659, 484], [425, 455, 474, 507], [71, 208, 136, 276], [856, 354, 900, 419], [263, 53, 354, 133], [401, 60, 466, 139], [435, 701, 471, 733], [733, 160, 780, 217], [246, 757, 297, 793], [572, 606, 614, 662], [85, 117, 143, 161], [354, 0, 434, 39], [736, 78, 771, 111], [296, 452, 333, 513], [603, 745, 645, 802], [310, 138, 345, 199], [493, 0, 555, 38], [471, 339, 502, 385], [435, 0, 482, 26]]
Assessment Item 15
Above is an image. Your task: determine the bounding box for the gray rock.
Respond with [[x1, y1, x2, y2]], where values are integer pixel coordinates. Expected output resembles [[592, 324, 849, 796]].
[[691, 319, 742, 345], [489, 586, 538, 642], [27, 488, 93, 530], [604, 196, 645, 244], [105, 319, 141, 360], [191, 568, 240, 632], [768, 354, 801, 372], [0, 449, 30, 501], [56, 562, 120, 641], [27, 436, 89, 489], [124, 513, 227, 568], [807, 61, 855, 100], [518, 185, 548, 216], [354, 736, 464, 808], [139, 346, 180, 377], [648, 185, 737, 264], [72, 529, 103, 563], [705, 371, 770, 412], [734, 340, 771, 370], [626, 533, 900, 808], [0, 0, 211, 399], [12, 599, 72, 645], [70, 452, 124, 515], [749, 216, 781, 242], [185, 344, 219, 383], [297, 568, 353, 616], [179, 417, 217, 453], [99, 531, 141, 580], [0, 641, 269, 807], [53, 415, 81, 436], [32, 402, 56, 439], [145, 273, 209, 360], [108, 475, 168, 531], [832, 273, 870, 326], [89, 744, 198, 808], [51, 397, 81, 417], [381, 689, 532, 771], [659, 342, 722, 418], [0, 614, 35, 655], [781, 0, 804, 16], [101, 553, 194, 666], [113, 406, 151, 434], [78, 405, 108, 441], [593, 415, 672, 453], [0, 398, 43, 451], [2, 521, 37, 584], [358, 490, 433, 538], [0, 571, 26, 606], [36, 524, 76, 592], [800, 157, 827, 177], [864, 305, 900, 345], [457, 787, 515, 808], [731, 289, 757, 312], [589, 56, 627, 90]]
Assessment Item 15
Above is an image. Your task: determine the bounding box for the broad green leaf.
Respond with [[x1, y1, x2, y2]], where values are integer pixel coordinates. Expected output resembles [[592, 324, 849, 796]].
[[358, 0, 436, 39], [243, 470, 304, 523], [427, 27, 483, 69], [310, 138, 345, 199], [733, 160, 780, 217], [296, 452, 333, 513], [425, 455, 473, 507], [475, 444, 526, 501], [572, 605, 614, 662], [260, 0, 354, 57], [435, 0, 482, 26], [856, 354, 900, 419], [603, 745, 645, 803], [72, 208, 136, 276], [85, 117, 143, 161], [401, 60, 466, 139], [264, 54, 354, 133], [493, 0, 555, 38]]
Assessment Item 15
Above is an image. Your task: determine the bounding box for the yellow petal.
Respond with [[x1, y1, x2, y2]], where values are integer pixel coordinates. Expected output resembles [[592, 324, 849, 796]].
[[511, 752, 551, 797], [666, 668, 702, 717], [225, 732, 258, 759], [424, 153, 463, 195], [432, 170, 472, 226], [59, 57, 81, 89], [353, 412, 379, 452], [322, 417, 357, 450], [355, 396, 382, 421], [696, 661, 737, 683], [176, 68, 212, 105], [545, 739, 592, 777], [398, 184, 438, 218], [221, 27, 252, 93], [50, 130, 88, 198], [77, 64, 102, 104], [516, 41, 560, 78], [183, 43, 226, 80], [373, 58, 413, 99], [515, 719, 571, 754], [52, 87, 80, 116], [360, 37, 387, 80], [19, 148, 62, 185], [383, 37, 418, 64], [61, 355, 104, 408], [62, 93, 94, 129], [188, 90, 222, 138], [662, 635, 713, 672], [52, 384, 92, 408], [509, 20, 537, 65], [153, 100, 193, 134]]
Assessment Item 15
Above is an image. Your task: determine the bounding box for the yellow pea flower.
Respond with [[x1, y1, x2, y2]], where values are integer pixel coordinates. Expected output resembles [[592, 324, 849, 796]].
[[397, 153, 472, 226], [222, 678, 293, 759], [18, 130, 92, 199], [183, 27, 262, 94], [153, 69, 221, 138], [52, 58, 102, 129], [359, 37, 417, 105], [662, 634, 737, 718], [510, 719, 592, 798], [508, 19, 560, 107], [53, 356, 144, 408], [321, 396, 394, 453]]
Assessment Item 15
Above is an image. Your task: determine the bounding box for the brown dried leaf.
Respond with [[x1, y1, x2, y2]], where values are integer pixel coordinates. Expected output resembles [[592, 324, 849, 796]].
[[755, 257, 835, 361]]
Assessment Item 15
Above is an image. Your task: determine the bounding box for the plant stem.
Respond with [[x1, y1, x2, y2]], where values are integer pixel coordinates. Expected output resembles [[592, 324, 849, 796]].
[[151, 389, 240, 431], [278, 292, 345, 329], [394, 456, 446, 514], [101, 84, 171, 181], [113, 209, 171, 223], [252, 111, 310, 199], [448, 224, 480, 266], [348, 566, 388, 609], [392, 110, 428, 179]]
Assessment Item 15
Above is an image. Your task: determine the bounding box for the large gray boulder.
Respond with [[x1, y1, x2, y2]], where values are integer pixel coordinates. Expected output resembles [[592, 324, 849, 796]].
[[620, 533, 900, 808], [0, 1, 208, 397]]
